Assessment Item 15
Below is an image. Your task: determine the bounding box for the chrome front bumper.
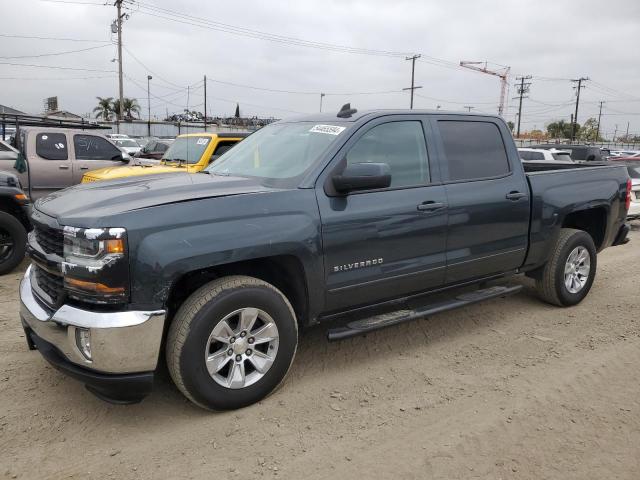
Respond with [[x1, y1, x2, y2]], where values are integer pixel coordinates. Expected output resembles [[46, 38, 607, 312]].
[[20, 265, 166, 374]]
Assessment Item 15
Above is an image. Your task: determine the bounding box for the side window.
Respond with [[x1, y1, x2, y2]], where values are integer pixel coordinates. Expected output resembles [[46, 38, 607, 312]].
[[532, 151, 545, 160], [346, 121, 429, 188], [156, 142, 169, 153], [36, 133, 68, 160], [210, 141, 236, 163], [143, 141, 155, 152], [438, 121, 510, 181], [74, 135, 121, 161], [519, 151, 531, 160], [0, 142, 9, 152]]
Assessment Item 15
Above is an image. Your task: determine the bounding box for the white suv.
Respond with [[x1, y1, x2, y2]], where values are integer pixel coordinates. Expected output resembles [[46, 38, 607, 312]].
[[518, 148, 573, 163]]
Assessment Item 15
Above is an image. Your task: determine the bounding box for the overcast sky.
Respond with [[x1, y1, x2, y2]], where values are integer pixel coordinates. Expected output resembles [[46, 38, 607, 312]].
[[1, 0, 638, 138]]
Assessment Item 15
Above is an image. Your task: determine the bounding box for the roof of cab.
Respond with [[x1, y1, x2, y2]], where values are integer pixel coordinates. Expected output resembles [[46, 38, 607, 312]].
[[280, 109, 502, 124], [177, 132, 250, 139]]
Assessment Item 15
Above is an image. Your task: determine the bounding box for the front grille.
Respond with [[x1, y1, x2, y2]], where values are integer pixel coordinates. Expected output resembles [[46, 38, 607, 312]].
[[34, 223, 64, 257], [34, 265, 65, 307]]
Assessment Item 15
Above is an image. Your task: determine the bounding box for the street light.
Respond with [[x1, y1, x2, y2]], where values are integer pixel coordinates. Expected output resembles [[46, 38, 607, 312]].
[[147, 75, 152, 136], [319, 93, 325, 113]]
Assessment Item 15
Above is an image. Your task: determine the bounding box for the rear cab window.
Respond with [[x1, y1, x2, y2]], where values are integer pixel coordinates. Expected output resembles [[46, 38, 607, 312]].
[[438, 120, 510, 181], [36, 133, 68, 160]]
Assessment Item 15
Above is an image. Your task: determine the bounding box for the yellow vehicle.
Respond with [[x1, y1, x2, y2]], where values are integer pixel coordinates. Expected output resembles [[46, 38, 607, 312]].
[[81, 132, 248, 183]]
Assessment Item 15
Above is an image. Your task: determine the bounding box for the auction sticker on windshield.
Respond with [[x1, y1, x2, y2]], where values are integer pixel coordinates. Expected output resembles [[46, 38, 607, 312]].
[[196, 138, 210, 145], [309, 125, 346, 135]]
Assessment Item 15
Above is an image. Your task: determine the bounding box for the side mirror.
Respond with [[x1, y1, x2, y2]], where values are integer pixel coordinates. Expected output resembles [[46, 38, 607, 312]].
[[332, 162, 391, 193], [119, 152, 130, 162]]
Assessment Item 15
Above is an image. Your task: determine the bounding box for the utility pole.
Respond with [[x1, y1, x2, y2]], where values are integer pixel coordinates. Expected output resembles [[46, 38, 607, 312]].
[[513, 75, 532, 138], [625, 121, 630, 141], [570, 77, 588, 141], [147, 75, 152, 136], [595, 101, 604, 142], [319, 93, 325, 112], [115, 0, 125, 133], [613, 124, 618, 143], [403, 55, 422, 109], [204, 75, 207, 131], [463, 106, 474, 113]]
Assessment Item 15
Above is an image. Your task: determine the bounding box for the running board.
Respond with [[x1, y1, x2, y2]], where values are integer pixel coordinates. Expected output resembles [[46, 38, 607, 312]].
[[326, 284, 522, 341]]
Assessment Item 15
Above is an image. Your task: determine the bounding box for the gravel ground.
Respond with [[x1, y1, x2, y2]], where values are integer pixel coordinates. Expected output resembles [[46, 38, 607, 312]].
[[1, 223, 639, 480]]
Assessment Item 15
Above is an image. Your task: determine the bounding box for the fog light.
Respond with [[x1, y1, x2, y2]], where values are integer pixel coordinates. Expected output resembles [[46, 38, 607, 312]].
[[75, 328, 92, 361]]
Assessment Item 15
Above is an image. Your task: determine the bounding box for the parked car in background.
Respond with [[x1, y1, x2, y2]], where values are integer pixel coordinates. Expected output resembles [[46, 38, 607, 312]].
[[114, 138, 142, 156], [21, 108, 631, 409], [0, 127, 128, 201], [609, 150, 640, 158], [132, 136, 155, 148], [0, 139, 18, 161], [518, 148, 573, 163], [82, 132, 247, 183], [133, 138, 174, 163], [105, 133, 130, 140], [530, 144, 605, 162], [610, 158, 640, 220]]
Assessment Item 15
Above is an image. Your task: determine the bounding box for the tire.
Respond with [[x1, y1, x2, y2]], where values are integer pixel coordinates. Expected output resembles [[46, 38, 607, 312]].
[[536, 228, 597, 307], [166, 275, 298, 411], [0, 211, 27, 276]]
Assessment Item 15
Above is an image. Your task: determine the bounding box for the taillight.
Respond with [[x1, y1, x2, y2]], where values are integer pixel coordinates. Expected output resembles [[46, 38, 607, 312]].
[[625, 178, 632, 210]]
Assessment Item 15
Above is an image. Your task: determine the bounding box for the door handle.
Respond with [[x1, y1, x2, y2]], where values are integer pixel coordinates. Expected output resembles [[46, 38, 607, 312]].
[[505, 191, 527, 201], [417, 201, 447, 212], [58, 165, 70, 170], [80, 166, 89, 170]]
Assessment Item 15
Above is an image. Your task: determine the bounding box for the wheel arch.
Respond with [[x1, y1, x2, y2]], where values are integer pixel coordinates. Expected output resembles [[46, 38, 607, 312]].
[[165, 255, 310, 330], [561, 206, 607, 251]]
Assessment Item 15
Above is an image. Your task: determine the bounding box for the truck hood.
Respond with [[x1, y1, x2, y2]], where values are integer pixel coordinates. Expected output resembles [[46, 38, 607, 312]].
[[83, 163, 194, 181], [35, 172, 276, 222]]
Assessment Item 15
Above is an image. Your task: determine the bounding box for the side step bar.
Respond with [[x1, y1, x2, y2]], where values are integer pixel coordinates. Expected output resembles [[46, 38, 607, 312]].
[[326, 284, 522, 341]]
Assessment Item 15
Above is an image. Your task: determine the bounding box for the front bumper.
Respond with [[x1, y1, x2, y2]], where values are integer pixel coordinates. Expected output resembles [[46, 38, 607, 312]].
[[20, 265, 166, 402]]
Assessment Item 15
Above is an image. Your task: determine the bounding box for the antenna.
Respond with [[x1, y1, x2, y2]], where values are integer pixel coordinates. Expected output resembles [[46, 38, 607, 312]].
[[337, 103, 357, 118]]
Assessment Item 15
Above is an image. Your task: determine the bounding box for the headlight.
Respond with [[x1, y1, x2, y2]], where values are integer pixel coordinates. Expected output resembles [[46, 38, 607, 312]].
[[62, 227, 129, 304]]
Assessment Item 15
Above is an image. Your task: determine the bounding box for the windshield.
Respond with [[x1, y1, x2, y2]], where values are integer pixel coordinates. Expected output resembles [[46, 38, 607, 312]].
[[116, 139, 139, 148], [206, 122, 346, 179], [163, 136, 211, 164], [627, 166, 640, 179]]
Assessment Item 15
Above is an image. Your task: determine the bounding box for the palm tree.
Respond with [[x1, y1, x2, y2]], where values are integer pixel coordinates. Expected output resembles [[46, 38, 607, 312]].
[[113, 98, 141, 119], [93, 96, 114, 120]]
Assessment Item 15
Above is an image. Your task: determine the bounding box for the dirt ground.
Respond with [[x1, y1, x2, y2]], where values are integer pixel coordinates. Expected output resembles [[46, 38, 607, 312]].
[[1, 223, 639, 480]]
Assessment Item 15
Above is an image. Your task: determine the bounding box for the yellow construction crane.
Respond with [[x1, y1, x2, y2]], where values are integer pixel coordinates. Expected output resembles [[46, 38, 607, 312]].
[[459, 61, 511, 116]]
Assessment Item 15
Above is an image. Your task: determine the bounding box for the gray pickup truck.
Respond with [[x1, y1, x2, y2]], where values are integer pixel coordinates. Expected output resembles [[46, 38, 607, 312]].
[[20, 107, 631, 410]]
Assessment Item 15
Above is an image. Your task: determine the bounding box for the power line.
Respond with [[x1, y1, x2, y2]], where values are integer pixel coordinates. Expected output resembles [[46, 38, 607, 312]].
[[0, 33, 111, 43], [0, 43, 111, 59], [0, 61, 115, 72]]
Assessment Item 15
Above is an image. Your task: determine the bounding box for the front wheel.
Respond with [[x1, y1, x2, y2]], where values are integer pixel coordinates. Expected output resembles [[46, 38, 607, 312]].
[[166, 276, 298, 410], [0, 211, 27, 275], [536, 228, 597, 307]]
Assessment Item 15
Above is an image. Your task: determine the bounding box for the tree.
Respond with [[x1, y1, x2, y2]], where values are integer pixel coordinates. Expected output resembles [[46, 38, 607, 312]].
[[112, 98, 141, 119], [234, 103, 240, 118], [546, 119, 577, 139], [507, 121, 515, 133], [93, 96, 114, 120], [578, 117, 600, 141]]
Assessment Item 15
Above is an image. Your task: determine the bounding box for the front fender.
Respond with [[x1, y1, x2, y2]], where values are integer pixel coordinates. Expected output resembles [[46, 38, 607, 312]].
[[127, 189, 324, 313]]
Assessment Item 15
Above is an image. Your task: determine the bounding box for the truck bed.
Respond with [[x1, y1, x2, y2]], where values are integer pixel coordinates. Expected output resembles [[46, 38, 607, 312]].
[[523, 162, 629, 271]]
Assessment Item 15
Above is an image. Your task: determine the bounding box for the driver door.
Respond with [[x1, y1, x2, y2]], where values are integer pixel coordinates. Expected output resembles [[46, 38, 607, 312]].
[[72, 134, 125, 182]]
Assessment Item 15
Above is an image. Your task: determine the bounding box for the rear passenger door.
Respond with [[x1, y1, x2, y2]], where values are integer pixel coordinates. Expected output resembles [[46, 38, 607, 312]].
[[432, 117, 529, 284], [28, 132, 72, 199], [72, 134, 124, 182]]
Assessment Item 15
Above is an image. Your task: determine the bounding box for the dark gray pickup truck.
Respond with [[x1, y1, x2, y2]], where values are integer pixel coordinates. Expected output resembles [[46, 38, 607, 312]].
[[20, 108, 632, 410]]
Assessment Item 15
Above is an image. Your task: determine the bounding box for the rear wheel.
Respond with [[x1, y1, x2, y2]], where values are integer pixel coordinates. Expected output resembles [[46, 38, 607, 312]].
[[0, 211, 27, 275], [536, 228, 597, 306], [166, 275, 298, 410]]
